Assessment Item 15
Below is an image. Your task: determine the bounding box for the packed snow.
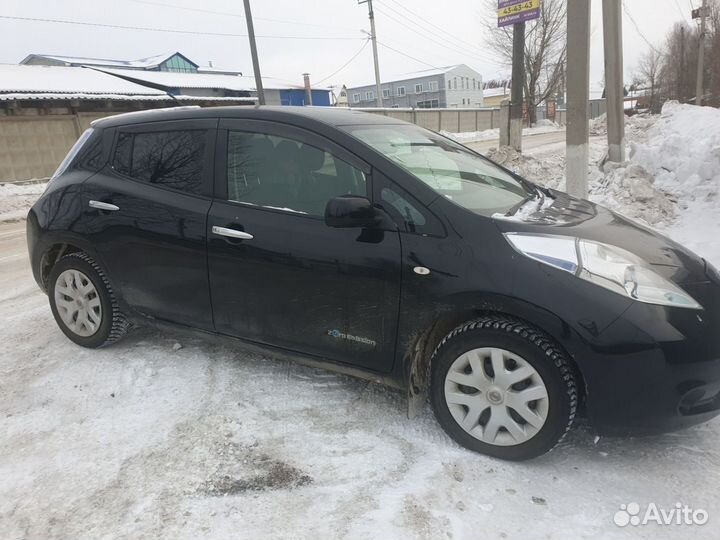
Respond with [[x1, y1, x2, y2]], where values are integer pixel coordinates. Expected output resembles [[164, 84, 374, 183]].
[[0, 181, 47, 222], [442, 122, 562, 144], [2, 103, 720, 539]]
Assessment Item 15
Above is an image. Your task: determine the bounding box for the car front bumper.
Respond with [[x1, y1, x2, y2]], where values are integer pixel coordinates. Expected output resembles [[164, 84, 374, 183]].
[[578, 278, 720, 436]]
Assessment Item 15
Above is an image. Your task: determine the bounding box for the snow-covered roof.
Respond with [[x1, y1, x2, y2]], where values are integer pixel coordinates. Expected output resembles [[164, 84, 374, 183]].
[[0, 64, 166, 98], [483, 87, 510, 98], [20, 51, 197, 70], [93, 67, 254, 92], [0, 64, 257, 102], [400, 65, 463, 78]]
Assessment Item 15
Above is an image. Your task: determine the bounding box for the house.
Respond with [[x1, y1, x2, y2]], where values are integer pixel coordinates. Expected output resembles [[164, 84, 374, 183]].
[[482, 81, 511, 108], [20, 51, 227, 74], [19, 51, 332, 106], [346, 64, 483, 109]]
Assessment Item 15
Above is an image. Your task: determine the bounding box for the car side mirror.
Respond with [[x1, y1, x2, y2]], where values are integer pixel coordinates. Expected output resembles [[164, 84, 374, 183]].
[[325, 196, 382, 228]]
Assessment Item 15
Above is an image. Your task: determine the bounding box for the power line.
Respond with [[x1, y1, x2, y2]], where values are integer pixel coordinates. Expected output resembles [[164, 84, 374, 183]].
[[124, 0, 359, 33], [0, 14, 365, 40], [672, 0, 691, 22], [314, 39, 371, 85], [378, 0, 487, 55], [621, 1, 665, 56], [373, 5, 496, 65], [374, 39, 444, 71]]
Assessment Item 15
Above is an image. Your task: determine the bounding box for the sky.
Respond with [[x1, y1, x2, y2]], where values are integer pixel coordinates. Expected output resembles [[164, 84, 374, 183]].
[[0, 0, 697, 91]]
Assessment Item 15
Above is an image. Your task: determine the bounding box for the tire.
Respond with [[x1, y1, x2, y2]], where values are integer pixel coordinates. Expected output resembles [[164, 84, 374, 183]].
[[48, 252, 130, 348], [429, 315, 578, 461]]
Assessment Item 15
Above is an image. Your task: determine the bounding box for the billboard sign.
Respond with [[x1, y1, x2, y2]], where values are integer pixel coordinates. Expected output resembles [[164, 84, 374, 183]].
[[498, 0, 541, 27]]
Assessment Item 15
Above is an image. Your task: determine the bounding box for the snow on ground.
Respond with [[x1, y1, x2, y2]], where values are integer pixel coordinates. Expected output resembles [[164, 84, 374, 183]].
[[2, 104, 720, 539], [0, 181, 47, 223], [486, 103, 720, 268], [443, 121, 562, 144]]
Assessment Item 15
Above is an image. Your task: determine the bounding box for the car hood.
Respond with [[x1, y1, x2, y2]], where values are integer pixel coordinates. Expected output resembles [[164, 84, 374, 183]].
[[492, 190, 707, 284]]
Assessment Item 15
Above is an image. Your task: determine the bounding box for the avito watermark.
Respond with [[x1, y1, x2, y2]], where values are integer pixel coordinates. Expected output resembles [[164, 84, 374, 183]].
[[614, 502, 709, 527]]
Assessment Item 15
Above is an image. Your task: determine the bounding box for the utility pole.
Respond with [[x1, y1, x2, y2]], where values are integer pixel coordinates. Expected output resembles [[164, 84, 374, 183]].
[[602, 0, 625, 163], [696, 0, 708, 106], [359, 0, 383, 107], [509, 22, 525, 152], [243, 0, 265, 105], [566, 0, 591, 199], [679, 25, 685, 102]]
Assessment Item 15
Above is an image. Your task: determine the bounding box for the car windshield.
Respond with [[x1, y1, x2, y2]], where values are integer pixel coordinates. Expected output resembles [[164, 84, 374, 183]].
[[343, 124, 536, 216]]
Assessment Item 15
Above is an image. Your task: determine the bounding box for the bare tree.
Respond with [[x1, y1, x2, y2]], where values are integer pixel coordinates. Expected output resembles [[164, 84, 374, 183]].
[[482, 0, 567, 125], [635, 49, 663, 113]]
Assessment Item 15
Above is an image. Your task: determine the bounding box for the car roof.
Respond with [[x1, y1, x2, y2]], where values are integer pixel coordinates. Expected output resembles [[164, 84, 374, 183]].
[[91, 105, 409, 130]]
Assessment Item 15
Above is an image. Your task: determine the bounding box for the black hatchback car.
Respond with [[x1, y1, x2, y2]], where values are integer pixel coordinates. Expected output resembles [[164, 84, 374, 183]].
[[27, 106, 720, 460]]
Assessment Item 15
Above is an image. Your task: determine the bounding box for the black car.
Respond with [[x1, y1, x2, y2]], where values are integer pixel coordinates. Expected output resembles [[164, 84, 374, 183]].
[[27, 106, 720, 461]]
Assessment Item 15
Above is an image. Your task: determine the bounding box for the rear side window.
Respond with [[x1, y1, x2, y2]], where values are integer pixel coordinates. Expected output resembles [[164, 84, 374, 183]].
[[112, 130, 207, 195]]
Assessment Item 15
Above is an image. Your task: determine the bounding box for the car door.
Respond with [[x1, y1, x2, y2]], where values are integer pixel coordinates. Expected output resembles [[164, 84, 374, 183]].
[[82, 119, 216, 330], [207, 119, 401, 372]]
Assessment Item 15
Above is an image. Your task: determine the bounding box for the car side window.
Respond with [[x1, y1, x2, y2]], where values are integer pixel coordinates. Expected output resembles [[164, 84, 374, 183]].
[[373, 173, 445, 237], [227, 131, 367, 216], [112, 130, 207, 195]]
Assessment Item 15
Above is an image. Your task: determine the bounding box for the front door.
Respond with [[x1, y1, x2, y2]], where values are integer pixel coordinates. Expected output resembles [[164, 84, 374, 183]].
[[207, 120, 401, 372], [82, 119, 216, 330]]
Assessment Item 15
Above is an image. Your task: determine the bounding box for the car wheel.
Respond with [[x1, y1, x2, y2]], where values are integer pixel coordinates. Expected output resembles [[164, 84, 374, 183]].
[[430, 315, 578, 461], [48, 252, 129, 348]]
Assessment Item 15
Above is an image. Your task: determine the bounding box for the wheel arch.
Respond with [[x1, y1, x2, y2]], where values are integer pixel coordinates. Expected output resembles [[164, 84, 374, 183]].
[[404, 293, 588, 418]]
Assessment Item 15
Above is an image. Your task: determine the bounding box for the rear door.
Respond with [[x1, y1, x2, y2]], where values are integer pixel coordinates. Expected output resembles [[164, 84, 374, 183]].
[[207, 119, 402, 372], [82, 119, 216, 330]]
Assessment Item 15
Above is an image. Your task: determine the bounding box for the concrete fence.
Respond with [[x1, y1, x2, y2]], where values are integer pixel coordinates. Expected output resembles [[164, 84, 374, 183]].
[[353, 107, 502, 134], [0, 112, 110, 183]]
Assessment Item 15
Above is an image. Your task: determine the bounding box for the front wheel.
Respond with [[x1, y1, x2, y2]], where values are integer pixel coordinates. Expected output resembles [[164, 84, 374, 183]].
[[48, 252, 129, 348], [430, 315, 578, 461]]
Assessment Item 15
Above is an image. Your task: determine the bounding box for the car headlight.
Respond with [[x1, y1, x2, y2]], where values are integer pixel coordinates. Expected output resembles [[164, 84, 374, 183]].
[[505, 233, 702, 310]]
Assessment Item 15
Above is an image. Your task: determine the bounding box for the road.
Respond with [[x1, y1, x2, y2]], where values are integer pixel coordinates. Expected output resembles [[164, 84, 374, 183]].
[[465, 130, 567, 154], [2, 215, 719, 539]]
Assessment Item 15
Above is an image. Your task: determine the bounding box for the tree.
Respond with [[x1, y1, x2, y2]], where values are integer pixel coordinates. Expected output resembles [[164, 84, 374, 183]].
[[482, 0, 567, 125], [636, 49, 663, 113]]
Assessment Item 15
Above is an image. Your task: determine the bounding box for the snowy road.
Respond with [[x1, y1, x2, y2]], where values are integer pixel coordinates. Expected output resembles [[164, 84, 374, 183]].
[[465, 130, 569, 154], [1, 216, 719, 540]]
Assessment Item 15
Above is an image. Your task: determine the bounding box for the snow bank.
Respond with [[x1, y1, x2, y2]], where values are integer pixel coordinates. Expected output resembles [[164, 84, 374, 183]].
[[631, 102, 720, 264], [0, 181, 47, 222]]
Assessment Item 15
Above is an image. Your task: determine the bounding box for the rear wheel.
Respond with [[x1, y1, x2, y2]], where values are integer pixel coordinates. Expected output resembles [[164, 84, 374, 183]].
[[430, 315, 578, 461], [48, 253, 129, 348]]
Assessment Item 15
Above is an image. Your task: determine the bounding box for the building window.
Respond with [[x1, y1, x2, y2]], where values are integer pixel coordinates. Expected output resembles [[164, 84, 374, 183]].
[[414, 83, 423, 94], [397, 86, 406, 96], [429, 81, 438, 92], [382, 88, 390, 99], [353, 93, 361, 103], [365, 90, 374, 101], [472, 79, 476, 90], [416, 99, 439, 108]]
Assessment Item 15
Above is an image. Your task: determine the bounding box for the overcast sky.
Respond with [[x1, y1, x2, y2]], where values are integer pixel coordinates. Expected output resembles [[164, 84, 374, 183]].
[[0, 0, 696, 90]]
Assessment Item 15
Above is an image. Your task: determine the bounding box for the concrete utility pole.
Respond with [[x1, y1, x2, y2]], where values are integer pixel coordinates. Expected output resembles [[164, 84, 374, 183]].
[[602, 0, 625, 162], [302, 73, 313, 106], [359, 0, 383, 107], [509, 22, 526, 152], [566, 0, 591, 199], [696, 0, 708, 106], [243, 0, 265, 105]]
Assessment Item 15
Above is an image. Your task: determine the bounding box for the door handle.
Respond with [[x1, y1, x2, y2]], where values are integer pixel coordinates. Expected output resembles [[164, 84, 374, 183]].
[[212, 226, 254, 240], [89, 200, 120, 211]]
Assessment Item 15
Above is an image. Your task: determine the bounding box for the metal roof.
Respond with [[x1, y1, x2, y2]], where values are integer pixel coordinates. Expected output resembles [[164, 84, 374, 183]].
[[93, 67, 255, 92], [0, 64, 166, 96], [20, 51, 198, 70]]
